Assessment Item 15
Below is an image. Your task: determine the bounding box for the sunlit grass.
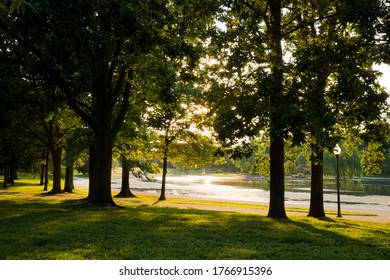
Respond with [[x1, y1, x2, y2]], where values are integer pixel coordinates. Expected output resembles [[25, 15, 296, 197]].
[[143, 195, 377, 217], [0, 179, 389, 260], [1, 178, 376, 216]]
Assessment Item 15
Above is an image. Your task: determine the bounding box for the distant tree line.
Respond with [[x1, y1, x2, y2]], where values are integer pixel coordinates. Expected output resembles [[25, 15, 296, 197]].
[[226, 140, 390, 178]]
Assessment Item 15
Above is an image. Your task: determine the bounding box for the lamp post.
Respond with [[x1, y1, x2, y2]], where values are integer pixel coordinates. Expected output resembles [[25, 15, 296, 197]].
[[333, 144, 342, 217]]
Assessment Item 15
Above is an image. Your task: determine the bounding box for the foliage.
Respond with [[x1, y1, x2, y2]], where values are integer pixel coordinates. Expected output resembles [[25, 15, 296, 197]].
[[141, 15, 221, 175], [227, 138, 312, 177], [168, 133, 220, 170], [6, 0, 36, 14], [114, 98, 157, 178], [323, 141, 389, 178], [359, 142, 386, 176], [0, 0, 225, 204]]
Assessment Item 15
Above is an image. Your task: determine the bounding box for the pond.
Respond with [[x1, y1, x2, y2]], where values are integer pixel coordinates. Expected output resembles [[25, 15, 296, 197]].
[[100, 173, 390, 212], [158, 175, 390, 211]]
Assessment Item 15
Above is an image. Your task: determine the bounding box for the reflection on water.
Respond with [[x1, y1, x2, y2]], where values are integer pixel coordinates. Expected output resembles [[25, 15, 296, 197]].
[[167, 175, 390, 196], [290, 178, 390, 196], [162, 175, 390, 211]]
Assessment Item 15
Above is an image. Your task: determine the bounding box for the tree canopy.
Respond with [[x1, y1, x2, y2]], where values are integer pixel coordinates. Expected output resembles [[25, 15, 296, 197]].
[[0, 0, 389, 217]]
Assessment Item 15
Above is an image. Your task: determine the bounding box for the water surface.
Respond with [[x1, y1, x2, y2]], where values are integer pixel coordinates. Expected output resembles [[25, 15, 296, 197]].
[[157, 175, 390, 211]]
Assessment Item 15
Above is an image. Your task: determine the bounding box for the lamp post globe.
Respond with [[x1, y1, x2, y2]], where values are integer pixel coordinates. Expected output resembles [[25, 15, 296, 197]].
[[333, 144, 342, 218]]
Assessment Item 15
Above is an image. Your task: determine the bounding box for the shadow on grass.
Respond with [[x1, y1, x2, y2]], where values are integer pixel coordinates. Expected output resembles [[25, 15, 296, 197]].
[[0, 200, 390, 259], [0, 198, 389, 260], [313, 217, 338, 222]]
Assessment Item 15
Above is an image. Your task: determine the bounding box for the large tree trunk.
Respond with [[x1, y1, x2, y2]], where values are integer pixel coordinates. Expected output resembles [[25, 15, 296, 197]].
[[267, 0, 287, 218], [86, 125, 116, 206], [7, 157, 16, 185], [63, 165, 74, 193], [268, 138, 287, 218], [49, 147, 63, 194], [308, 147, 325, 217], [64, 61, 131, 206], [115, 156, 137, 198], [84, 77, 114, 205]]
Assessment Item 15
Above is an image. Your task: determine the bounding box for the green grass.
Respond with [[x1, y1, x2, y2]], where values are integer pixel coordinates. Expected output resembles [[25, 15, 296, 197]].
[[148, 196, 377, 217], [0, 179, 389, 260]]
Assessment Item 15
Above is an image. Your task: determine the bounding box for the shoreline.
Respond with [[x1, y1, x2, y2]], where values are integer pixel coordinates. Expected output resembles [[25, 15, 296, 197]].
[[76, 176, 390, 223], [126, 191, 390, 223]]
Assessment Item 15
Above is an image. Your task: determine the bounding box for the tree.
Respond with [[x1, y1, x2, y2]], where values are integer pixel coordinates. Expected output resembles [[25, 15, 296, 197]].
[[207, 0, 306, 218], [172, 134, 221, 171], [148, 78, 205, 201], [1, 0, 222, 206], [39, 105, 65, 194], [207, 0, 390, 218], [114, 114, 156, 198], [0, 26, 24, 187], [116, 155, 138, 198], [287, 0, 389, 217], [63, 119, 91, 193], [139, 1, 221, 200], [0, 1, 176, 205]]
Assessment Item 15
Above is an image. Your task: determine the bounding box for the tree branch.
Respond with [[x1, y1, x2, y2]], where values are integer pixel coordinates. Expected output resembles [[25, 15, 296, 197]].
[[111, 70, 133, 137], [108, 37, 123, 90], [112, 68, 126, 101], [282, 13, 336, 37], [237, 0, 256, 11], [238, 0, 270, 30], [66, 92, 97, 131]]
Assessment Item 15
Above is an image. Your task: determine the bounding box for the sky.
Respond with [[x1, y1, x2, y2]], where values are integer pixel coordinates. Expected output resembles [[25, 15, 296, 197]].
[[374, 63, 390, 92], [373, 64, 390, 108]]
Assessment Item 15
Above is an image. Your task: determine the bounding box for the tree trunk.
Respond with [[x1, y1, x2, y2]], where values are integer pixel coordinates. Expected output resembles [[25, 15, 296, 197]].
[[63, 165, 74, 193], [88, 145, 95, 189], [49, 147, 62, 194], [267, 0, 287, 218], [159, 151, 168, 201], [308, 147, 325, 217], [86, 126, 116, 206], [115, 158, 137, 198], [40, 162, 45, 186], [3, 161, 8, 189], [41, 118, 64, 194], [82, 64, 132, 206], [43, 150, 49, 191], [60, 51, 131, 206], [267, 138, 287, 218], [8, 157, 16, 185]]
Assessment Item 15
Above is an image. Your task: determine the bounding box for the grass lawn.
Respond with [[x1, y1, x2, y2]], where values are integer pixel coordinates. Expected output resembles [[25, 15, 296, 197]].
[[0, 179, 389, 260]]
